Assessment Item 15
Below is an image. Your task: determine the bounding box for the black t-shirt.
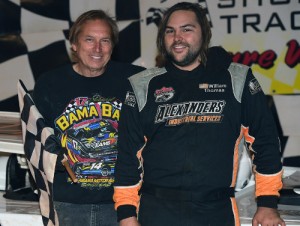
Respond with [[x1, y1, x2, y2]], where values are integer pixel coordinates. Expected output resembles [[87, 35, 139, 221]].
[[33, 60, 144, 204]]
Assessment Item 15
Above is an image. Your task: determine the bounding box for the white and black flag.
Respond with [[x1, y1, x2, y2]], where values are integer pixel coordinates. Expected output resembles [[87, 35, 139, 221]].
[[17, 79, 59, 226]]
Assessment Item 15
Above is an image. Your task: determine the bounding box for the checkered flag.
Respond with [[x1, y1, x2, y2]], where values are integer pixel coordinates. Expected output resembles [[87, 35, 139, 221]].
[[146, 7, 166, 26], [17, 80, 60, 226]]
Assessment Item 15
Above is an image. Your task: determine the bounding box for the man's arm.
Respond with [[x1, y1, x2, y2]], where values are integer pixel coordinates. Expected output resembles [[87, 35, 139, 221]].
[[113, 89, 146, 222], [240, 68, 285, 225]]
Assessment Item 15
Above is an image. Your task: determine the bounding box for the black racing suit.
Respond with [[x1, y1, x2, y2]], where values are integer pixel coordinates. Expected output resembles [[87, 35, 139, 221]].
[[113, 47, 283, 225]]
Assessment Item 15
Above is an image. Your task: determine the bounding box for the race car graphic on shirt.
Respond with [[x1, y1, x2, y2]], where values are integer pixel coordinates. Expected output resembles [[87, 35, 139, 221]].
[[56, 94, 122, 189], [74, 155, 116, 177], [66, 120, 117, 159]]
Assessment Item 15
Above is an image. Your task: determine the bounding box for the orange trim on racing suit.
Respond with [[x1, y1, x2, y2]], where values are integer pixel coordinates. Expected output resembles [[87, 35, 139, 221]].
[[242, 125, 283, 197]]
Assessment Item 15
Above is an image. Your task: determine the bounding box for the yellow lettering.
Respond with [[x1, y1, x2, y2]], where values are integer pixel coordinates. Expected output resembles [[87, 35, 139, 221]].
[[76, 107, 88, 119], [69, 112, 79, 125], [89, 105, 98, 117], [56, 115, 70, 131], [112, 109, 120, 120], [102, 104, 112, 117]]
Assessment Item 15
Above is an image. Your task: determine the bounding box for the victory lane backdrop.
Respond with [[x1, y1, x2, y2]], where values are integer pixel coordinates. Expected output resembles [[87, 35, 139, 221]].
[[0, 0, 299, 166], [0, 0, 141, 112], [1, 0, 299, 111]]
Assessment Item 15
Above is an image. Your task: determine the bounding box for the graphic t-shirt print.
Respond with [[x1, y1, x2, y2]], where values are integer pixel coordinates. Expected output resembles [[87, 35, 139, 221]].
[[55, 94, 121, 189]]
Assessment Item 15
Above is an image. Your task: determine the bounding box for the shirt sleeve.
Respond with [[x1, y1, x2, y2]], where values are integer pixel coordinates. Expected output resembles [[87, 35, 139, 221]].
[[113, 87, 146, 221], [241, 68, 283, 208]]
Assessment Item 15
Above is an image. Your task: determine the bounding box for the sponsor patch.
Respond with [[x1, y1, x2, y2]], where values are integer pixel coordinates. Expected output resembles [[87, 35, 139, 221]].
[[199, 83, 226, 92], [248, 79, 262, 95], [124, 91, 136, 107], [154, 87, 175, 102], [154, 100, 226, 125]]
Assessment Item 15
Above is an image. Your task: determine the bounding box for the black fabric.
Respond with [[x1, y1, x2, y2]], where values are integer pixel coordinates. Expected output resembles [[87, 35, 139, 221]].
[[3, 187, 38, 201], [5, 154, 26, 190], [138, 193, 235, 226], [141, 183, 234, 202], [3, 154, 38, 202], [206, 46, 232, 70], [117, 205, 137, 222], [54, 147, 66, 172], [279, 189, 300, 206], [257, 195, 278, 209]]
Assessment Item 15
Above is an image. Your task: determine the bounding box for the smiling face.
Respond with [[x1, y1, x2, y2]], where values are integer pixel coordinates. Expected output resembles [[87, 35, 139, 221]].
[[164, 10, 202, 71], [71, 19, 113, 77]]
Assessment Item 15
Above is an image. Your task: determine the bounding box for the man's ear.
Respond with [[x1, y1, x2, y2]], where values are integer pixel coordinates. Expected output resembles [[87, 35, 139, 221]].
[[71, 43, 77, 52]]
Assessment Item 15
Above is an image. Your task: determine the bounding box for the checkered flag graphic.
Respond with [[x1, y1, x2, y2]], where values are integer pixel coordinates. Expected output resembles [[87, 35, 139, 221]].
[[113, 99, 123, 110], [17, 80, 60, 226], [64, 100, 76, 114], [146, 7, 166, 26]]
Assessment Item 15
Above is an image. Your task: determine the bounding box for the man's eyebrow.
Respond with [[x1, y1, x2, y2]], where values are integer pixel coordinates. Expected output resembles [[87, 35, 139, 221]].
[[180, 24, 196, 28], [165, 24, 196, 29]]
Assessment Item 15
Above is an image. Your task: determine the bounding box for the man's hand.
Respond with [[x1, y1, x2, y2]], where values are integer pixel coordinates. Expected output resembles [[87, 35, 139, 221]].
[[119, 216, 140, 226], [252, 207, 286, 226]]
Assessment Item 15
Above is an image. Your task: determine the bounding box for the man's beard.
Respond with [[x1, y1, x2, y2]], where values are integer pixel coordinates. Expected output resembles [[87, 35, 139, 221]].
[[166, 42, 201, 67]]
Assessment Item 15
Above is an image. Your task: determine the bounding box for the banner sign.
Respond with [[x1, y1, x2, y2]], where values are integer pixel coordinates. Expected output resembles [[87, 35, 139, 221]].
[[138, 0, 300, 94]]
